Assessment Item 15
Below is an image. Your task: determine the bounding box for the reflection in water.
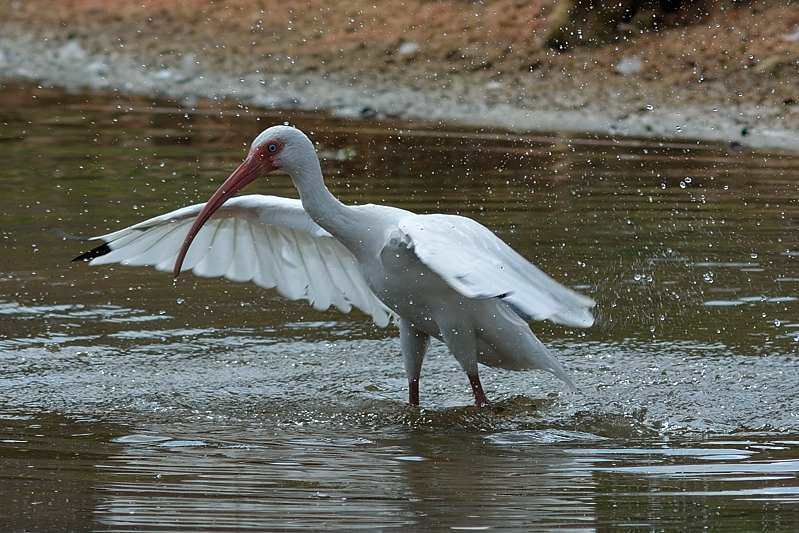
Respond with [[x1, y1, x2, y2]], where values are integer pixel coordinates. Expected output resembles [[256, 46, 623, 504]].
[[0, 413, 122, 530], [0, 81, 798, 530], [88, 424, 799, 530], [3, 414, 798, 530]]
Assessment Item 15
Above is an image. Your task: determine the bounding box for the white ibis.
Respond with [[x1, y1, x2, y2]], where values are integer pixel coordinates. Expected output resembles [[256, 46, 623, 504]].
[[75, 125, 595, 407]]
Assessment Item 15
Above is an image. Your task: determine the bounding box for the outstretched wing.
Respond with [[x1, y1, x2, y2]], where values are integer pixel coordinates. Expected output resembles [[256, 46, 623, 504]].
[[398, 214, 595, 328], [75, 194, 394, 327]]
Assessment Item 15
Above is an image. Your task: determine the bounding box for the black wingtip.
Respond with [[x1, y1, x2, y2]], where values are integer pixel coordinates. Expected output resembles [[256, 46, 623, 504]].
[[73, 242, 112, 262]]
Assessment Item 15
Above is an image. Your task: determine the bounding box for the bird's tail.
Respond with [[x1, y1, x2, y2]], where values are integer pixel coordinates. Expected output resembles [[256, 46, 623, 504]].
[[476, 324, 578, 392], [540, 351, 578, 393]]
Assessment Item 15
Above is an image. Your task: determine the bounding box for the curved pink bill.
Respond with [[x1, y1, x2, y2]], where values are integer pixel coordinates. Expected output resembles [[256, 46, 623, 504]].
[[172, 156, 267, 277]]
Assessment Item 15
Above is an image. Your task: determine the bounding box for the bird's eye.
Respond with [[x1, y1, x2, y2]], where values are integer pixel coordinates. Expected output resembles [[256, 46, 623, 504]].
[[267, 143, 278, 153]]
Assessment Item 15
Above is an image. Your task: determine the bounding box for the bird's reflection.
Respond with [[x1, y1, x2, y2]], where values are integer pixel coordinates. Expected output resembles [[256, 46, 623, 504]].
[[92, 412, 600, 531], [389, 421, 598, 530]]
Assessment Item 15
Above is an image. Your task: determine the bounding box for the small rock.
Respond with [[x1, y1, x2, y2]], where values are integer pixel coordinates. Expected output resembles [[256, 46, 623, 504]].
[[359, 106, 378, 119], [614, 55, 642, 76], [783, 25, 799, 42], [398, 41, 420, 58], [58, 40, 88, 62], [87, 61, 108, 77], [484, 80, 503, 91]]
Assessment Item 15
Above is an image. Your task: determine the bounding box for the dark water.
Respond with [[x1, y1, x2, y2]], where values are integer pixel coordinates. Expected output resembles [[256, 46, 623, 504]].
[[1, 81, 798, 530]]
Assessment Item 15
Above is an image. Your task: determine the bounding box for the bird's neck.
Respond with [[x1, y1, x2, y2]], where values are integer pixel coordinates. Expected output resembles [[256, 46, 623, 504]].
[[290, 161, 361, 248]]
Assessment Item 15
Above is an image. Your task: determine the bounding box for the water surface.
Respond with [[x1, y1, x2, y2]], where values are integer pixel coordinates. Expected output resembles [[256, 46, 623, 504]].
[[1, 82, 798, 530]]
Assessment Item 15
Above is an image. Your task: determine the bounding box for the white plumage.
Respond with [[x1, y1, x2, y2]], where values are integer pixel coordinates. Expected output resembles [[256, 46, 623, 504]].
[[88, 195, 394, 327], [398, 214, 594, 328], [77, 125, 595, 406]]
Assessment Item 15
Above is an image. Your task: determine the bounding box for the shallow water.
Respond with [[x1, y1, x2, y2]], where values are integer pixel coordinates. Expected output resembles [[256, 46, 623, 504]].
[[1, 81, 798, 530]]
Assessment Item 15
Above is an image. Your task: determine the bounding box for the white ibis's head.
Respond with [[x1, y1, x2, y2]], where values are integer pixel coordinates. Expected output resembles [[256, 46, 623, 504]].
[[249, 125, 318, 178], [172, 125, 317, 277]]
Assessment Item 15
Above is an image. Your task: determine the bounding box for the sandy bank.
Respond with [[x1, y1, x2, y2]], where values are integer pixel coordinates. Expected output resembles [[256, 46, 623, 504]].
[[1, 1, 797, 151]]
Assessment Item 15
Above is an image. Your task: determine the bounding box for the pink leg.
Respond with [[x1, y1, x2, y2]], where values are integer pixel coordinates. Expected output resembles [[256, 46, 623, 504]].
[[401, 319, 428, 407], [409, 378, 420, 407], [468, 374, 489, 407]]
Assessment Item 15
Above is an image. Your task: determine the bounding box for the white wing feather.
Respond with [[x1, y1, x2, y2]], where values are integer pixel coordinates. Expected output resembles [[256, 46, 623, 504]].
[[86, 195, 394, 327], [398, 214, 595, 328]]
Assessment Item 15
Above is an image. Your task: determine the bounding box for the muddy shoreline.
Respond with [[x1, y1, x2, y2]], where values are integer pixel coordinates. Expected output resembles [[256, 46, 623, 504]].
[[1, 1, 798, 151]]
